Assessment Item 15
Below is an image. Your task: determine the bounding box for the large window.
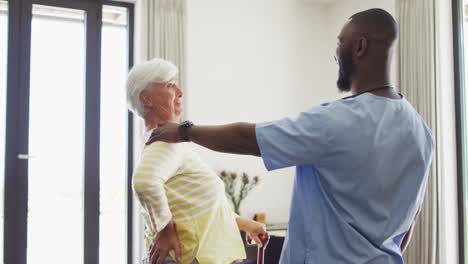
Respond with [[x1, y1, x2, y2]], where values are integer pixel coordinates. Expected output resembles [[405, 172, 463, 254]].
[[3, 1, 134, 264]]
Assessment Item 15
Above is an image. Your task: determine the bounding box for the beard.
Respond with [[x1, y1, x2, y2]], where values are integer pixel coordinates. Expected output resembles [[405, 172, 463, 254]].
[[336, 46, 355, 92]]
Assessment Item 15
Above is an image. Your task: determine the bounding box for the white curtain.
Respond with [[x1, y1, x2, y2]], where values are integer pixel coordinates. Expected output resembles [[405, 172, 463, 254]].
[[146, 0, 186, 88], [397, 0, 439, 263]]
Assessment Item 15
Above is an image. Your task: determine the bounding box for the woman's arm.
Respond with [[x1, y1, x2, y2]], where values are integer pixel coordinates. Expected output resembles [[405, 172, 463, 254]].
[[149, 220, 181, 264], [236, 217, 268, 247], [133, 142, 183, 264]]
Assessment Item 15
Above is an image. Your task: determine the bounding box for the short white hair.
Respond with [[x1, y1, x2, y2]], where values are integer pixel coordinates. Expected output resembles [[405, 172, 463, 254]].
[[126, 58, 179, 118]]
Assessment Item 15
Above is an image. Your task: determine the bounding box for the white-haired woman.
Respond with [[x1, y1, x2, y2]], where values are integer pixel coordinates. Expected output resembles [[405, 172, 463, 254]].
[[128, 58, 267, 264]]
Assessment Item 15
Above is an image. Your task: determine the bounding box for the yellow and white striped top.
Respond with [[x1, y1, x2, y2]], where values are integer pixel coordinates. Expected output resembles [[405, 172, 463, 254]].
[[133, 131, 246, 264]]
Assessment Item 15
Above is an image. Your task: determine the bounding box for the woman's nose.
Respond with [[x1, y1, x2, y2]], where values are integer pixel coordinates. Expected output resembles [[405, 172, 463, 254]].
[[177, 86, 183, 97]]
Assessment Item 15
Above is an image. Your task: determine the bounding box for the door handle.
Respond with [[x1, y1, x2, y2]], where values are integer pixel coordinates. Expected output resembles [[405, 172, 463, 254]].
[[17, 153, 36, 160]]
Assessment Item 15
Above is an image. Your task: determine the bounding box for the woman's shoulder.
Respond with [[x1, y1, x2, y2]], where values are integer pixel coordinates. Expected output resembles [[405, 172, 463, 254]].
[[143, 141, 187, 158], [145, 141, 182, 149]]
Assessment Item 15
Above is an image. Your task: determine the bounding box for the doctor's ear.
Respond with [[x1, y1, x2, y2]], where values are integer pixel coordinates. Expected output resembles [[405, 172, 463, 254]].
[[355, 37, 368, 58]]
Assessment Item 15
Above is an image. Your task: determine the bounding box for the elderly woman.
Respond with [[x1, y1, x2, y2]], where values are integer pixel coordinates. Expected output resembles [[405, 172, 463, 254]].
[[127, 58, 266, 264]]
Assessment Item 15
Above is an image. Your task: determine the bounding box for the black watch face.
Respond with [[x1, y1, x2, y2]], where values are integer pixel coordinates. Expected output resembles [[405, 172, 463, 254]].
[[179, 121, 192, 142], [184, 121, 193, 128]]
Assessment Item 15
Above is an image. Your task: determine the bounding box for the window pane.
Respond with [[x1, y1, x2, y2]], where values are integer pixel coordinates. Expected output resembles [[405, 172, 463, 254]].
[[27, 5, 85, 264], [0, 0, 7, 262], [99, 5, 129, 264]]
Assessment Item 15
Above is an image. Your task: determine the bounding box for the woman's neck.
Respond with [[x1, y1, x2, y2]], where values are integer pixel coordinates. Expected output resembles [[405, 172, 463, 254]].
[[144, 114, 179, 131]]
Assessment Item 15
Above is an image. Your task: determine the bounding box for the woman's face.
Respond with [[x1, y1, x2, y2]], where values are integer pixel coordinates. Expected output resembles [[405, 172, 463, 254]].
[[141, 80, 183, 122]]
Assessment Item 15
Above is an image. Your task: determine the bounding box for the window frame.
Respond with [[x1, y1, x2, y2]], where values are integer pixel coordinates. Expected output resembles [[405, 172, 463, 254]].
[[3, 1, 134, 264], [453, 0, 467, 263]]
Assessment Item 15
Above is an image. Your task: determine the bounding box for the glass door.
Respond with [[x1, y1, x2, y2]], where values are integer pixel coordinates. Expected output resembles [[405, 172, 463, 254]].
[[27, 5, 86, 264], [3, 1, 134, 264]]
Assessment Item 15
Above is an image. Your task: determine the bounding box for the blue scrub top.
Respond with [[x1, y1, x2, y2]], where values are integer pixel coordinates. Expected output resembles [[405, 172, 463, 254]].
[[256, 93, 434, 264]]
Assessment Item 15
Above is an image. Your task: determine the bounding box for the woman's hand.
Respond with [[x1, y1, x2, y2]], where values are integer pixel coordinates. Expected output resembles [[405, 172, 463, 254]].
[[149, 221, 182, 264], [236, 218, 268, 247]]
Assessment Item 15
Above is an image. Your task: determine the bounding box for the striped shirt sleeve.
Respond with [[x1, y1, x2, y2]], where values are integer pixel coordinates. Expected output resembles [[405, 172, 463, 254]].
[[133, 142, 182, 232]]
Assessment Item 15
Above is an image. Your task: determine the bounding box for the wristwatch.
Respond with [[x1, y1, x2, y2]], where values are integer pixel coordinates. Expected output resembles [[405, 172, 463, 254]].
[[178, 120, 194, 142]]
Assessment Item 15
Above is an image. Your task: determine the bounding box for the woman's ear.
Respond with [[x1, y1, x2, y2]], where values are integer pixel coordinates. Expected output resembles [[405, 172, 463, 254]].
[[139, 91, 152, 107]]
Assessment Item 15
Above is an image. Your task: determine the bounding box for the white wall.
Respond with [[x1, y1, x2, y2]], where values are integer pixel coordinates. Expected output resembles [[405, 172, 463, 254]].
[[185, 0, 338, 223], [185, 0, 397, 223]]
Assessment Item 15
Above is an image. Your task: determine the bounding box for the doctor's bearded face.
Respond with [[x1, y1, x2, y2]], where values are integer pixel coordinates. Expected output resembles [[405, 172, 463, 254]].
[[336, 21, 356, 92], [336, 44, 354, 92]]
